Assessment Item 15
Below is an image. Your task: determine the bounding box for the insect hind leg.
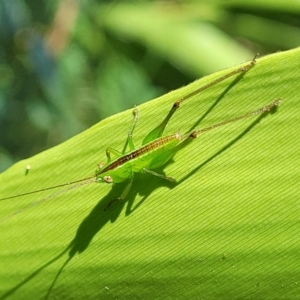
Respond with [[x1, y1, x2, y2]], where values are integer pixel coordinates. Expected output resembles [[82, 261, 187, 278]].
[[142, 54, 258, 146]]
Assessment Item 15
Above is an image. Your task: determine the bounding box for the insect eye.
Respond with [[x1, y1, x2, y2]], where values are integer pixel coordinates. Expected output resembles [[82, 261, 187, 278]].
[[104, 176, 113, 183]]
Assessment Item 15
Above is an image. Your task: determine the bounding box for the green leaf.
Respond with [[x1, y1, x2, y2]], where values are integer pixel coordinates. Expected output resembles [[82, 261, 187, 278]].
[[1, 48, 299, 299]]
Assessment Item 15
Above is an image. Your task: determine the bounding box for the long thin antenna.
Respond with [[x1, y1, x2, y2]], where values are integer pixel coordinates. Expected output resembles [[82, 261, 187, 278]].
[[0, 175, 96, 201], [190, 99, 281, 138], [0, 179, 96, 222]]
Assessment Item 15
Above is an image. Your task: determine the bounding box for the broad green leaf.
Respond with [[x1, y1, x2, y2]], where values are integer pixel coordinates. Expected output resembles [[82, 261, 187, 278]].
[[1, 48, 299, 299]]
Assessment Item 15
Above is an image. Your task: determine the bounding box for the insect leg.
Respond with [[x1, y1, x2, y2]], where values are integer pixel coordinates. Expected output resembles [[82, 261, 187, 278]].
[[105, 176, 134, 210], [105, 107, 139, 163], [142, 54, 258, 145], [119, 176, 134, 199], [143, 168, 175, 182], [188, 99, 281, 139], [122, 106, 139, 153], [106, 147, 123, 162]]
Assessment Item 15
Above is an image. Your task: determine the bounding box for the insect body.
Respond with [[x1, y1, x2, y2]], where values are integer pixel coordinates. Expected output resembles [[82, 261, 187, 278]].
[[0, 55, 281, 220], [95, 99, 280, 203]]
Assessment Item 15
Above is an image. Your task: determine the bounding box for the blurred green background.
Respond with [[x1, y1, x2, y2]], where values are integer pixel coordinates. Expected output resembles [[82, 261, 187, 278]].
[[1, 0, 300, 172]]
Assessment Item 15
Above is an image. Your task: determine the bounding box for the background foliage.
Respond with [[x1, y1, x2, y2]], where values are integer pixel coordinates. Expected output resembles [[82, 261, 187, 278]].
[[1, 1, 300, 299], [1, 0, 300, 171]]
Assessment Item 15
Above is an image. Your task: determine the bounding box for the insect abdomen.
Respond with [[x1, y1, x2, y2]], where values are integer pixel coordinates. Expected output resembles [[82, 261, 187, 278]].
[[137, 133, 183, 170], [101, 133, 182, 175]]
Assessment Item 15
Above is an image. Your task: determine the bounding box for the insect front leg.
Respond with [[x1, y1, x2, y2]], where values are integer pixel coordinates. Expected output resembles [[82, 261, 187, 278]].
[[105, 147, 123, 163], [103, 107, 139, 165], [122, 106, 139, 153]]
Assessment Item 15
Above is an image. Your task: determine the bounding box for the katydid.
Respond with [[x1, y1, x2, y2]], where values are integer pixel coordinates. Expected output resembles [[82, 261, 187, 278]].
[[0, 55, 281, 221]]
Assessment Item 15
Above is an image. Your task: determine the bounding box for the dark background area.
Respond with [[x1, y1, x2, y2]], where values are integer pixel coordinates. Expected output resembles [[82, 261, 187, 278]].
[[1, 0, 299, 172]]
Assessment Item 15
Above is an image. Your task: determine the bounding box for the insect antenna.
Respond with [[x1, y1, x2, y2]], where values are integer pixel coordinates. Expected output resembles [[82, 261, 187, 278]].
[[0, 178, 97, 222], [0, 175, 96, 201]]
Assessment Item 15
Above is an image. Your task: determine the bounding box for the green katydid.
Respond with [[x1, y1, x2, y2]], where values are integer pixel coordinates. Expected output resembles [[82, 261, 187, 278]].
[[0, 55, 281, 221]]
